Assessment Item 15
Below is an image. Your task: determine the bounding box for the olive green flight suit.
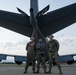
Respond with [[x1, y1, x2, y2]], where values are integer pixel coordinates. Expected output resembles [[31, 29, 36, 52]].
[[36, 42, 46, 73], [47, 39, 62, 74], [24, 41, 36, 73]]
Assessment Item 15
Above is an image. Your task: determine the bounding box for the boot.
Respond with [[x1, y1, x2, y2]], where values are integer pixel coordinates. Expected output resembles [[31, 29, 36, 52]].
[[47, 64, 52, 73], [59, 68, 62, 74], [48, 70, 51, 73], [35, 69, 39, 73], [32, 68, 36, 73], [24, 69, 27, 73], [42, 65, 47, 73], [58, 66, 62, 74], [44, 69, 47, 73]]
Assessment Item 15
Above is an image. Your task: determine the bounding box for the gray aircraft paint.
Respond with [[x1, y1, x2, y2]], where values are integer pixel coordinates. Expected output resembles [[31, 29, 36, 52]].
[[30, 0, 45, 42], [30, 0, 49, 60], [30, 0, 39, 17]]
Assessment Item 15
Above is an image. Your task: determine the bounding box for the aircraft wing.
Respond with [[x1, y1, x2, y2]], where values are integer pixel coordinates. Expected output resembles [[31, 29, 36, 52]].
[[0, 3, 76, 37], [0, 53, 26, 65], [0, 10, 32, 37], [59, 54, 76, 65], [38, 3, 76, 37], [51, 54, 76, 66]]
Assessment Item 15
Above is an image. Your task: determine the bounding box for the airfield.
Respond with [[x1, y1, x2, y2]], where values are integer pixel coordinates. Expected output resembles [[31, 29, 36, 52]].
[[0, 63, 76, 75]]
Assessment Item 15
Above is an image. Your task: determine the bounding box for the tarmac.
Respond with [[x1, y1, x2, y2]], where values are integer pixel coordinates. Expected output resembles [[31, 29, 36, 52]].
[[0, 63, 76, 75]]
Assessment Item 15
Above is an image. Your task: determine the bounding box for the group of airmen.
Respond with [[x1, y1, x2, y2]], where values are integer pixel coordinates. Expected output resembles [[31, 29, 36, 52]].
[[24, 35, 62, 74]]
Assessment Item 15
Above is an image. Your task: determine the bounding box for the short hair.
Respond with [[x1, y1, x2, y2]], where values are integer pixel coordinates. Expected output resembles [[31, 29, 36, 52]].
[[48, 35, 54, 38], [30, 37, 35, 40]]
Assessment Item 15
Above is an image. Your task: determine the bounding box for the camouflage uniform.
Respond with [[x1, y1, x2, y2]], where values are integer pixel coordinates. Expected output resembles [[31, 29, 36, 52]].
[[36, 42, 46, 73], [24, 41, 36, 73], [47, 39, 62, 74]]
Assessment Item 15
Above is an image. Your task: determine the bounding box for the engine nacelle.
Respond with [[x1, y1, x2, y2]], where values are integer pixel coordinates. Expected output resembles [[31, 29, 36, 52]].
[[67, 60, 74, 65], [0, 60, 2, 62], [15, 61, 23, 65], [0, 54, 6, 62], [14, 56, 26, 65]]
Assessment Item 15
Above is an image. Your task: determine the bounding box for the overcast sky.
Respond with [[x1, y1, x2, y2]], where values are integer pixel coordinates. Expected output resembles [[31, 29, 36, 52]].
[[0, 0, 76, 62]]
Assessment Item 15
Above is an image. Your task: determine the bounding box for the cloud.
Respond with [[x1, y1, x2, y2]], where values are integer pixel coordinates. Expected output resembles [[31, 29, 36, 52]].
[[57, 36, 76, 47], [57, 36, 76, 55], [0, 39, 29, 51]]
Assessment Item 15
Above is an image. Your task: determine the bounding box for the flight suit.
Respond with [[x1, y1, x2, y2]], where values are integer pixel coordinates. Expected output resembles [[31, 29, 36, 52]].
[[24, 41, 36, 73], [47, 39, 62, 74], [36, 42, 46, 73]]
